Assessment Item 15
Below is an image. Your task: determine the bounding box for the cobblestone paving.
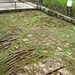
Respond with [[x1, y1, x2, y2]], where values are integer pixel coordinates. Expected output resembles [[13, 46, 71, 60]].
[[0, 10, 75, 75]]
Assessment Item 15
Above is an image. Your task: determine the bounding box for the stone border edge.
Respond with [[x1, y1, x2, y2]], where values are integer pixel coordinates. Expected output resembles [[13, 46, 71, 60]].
[[37, 5, 75, 24]]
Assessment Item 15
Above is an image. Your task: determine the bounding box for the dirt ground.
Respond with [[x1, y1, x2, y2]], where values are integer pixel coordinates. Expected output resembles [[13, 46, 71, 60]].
[[0, 10, 75, 75]]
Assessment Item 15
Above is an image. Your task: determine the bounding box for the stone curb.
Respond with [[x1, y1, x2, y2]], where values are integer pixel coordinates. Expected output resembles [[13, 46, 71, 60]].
[[37, 5, 75, 24]]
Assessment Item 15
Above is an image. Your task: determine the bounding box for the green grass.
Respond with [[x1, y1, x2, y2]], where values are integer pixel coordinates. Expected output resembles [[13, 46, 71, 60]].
[[58, 0, 75, 6]]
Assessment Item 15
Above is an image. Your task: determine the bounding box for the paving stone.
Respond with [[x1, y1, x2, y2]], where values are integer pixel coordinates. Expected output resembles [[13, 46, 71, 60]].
[[57, 47, 63, 50], [51, 41, 56, 45], [45, 43, 50, 46], [63, 16, 72, 22], [23, 38, 29, 42], [43, 67, 49, 73], [28, 37, 36, 40], [34, 64, 38, 68], [40, 6, 45, 11], [27, 34, 33, 37], [56, 43, 62, 47], [45, 8, 50, 13], [38, 62, 45, 67], [57, 12, 61, 18], [59, 68, 73, 75], [14, 46, 18, 49]]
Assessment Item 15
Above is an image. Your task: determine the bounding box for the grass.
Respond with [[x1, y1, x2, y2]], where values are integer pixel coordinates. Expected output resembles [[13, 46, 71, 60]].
[[58, 0, 75, 6], [44, 0, 75, 18], [26, 17, 37, 26]]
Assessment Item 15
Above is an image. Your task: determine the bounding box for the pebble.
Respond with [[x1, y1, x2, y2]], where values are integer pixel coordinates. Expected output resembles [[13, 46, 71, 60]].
[[57, 47, 63, 50], [23, 38, 29, 42], [14, 46, 18, 49], [27, 34, 33, 37]]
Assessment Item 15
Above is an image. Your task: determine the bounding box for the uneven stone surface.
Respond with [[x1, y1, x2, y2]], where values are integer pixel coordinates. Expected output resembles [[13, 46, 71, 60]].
[[0, 10, 75, 75]]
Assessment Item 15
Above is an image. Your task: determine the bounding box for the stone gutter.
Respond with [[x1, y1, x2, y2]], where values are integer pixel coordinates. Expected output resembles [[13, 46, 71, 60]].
[[37, 5, 75, 25]]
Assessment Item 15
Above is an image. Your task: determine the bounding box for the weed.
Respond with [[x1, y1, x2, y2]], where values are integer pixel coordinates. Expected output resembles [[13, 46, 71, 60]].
[[27, 17, 37, 26]]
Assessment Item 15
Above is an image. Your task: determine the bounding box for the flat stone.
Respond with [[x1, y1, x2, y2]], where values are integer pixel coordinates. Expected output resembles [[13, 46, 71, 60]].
[[45, 43, 50, 46], [63, 16, 72, 22], [59, 68, 73, 75], [57, 47, 63, 50], [48, 10, 53, 16], [45, 8, 50, 13], [51, 42, 56, 45], [28, 37, 36, 40], [66, 35, 70, 38], [34, 64, 38, 68], [38, 62, 45, 67], [23, 38, 29, 42], [27, 34, 33, 37], [57, 12, 61, 18], [14, 46, 18, 49], [37, 5, 41, 10], [43, 68, 49, 73], [40, 6, 45, 11]]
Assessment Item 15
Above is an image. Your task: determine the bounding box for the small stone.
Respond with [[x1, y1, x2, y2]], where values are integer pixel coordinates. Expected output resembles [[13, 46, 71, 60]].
[[24, 66, 27, 68], [63, 16, 72, 22], [59, 68, 73, 75], [67, 52, 71, 55], [39, 62, 45, 67], [40, 6, 45, 11], [45, 8, 49, 13], [43, 68, 48, 73], [23, 39, 29, 42], [27, 34, 33, 37], [66, 43, 70, 46], [57, 13, 61, 18], [34, 64, 38, 68], [14, 46, 18, 49], [66, 35, 70, 37], [45, 43, 50, 46], [57, 47, 63, 50], [43, 50, 48, 53]]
